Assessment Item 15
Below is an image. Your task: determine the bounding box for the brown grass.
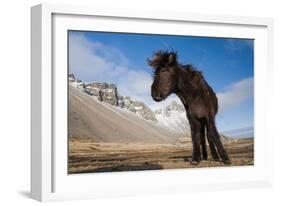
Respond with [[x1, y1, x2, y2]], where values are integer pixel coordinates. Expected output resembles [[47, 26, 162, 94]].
[[68, 137, 254, 174]]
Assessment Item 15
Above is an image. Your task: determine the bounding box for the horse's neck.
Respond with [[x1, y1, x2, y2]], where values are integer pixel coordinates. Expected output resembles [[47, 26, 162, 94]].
[[176, 67, 193, 107], [176, 92, 188, 106]]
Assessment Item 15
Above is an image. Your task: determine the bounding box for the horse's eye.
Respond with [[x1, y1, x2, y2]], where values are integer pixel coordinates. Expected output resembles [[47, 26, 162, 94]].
[[161, 68, 168, 72]]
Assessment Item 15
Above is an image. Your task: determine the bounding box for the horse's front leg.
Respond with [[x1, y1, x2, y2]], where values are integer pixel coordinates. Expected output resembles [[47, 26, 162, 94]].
[[190, 118, 202, 165], [200, 121, 208, 160]]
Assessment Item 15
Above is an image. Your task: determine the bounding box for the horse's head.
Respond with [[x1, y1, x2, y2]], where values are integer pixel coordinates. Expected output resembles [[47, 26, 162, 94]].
[[147, 50, 179, 102]]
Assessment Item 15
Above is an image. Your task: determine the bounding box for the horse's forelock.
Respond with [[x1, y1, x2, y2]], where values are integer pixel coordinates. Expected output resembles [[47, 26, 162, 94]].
[[148, 50, 178, 68]]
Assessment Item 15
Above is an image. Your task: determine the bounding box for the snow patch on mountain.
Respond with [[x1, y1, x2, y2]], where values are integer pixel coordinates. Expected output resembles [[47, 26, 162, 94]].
[[154, 101, 190, 135]]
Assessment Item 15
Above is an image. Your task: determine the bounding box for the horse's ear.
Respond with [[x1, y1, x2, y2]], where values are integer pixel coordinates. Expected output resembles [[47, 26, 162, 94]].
[[168, 53, 177, 65], [147, 58, 156, 68]]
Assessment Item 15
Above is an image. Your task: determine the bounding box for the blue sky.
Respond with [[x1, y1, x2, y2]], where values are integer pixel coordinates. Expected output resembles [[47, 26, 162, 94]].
[[68, 31, 254, 136]]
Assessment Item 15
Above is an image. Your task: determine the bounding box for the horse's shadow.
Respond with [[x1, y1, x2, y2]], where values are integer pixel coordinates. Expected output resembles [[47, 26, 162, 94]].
[[183, 156, 192, 162]]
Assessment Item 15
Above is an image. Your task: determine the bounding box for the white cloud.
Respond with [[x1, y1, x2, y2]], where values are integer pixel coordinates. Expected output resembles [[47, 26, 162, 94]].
[[217, 77, 253, 112], [69, 34, 114, 81], [69, 33, 154, 105]]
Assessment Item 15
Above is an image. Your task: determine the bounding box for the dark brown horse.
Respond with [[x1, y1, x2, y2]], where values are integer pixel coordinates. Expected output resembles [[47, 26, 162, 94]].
[[148, 50, 231, 165]]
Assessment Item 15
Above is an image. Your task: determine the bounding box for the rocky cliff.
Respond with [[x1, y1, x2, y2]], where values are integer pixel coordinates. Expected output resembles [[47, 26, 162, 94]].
[[69, 74, 156, 122]]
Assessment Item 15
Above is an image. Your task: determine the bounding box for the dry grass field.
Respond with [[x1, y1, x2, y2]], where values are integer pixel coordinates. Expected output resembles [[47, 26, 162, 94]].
[[68, 137, 254, 174]]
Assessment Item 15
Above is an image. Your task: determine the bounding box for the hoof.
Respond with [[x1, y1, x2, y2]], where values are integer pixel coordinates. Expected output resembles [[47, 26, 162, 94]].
[[202, 156, 208, 160], [223, 159, 231, 164], [212, 157, 220, 162], [191, 160, 200, 165]]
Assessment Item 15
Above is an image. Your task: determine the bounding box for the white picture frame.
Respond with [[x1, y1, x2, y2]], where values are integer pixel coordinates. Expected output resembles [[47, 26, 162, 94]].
[[31, 3, 274, 202]]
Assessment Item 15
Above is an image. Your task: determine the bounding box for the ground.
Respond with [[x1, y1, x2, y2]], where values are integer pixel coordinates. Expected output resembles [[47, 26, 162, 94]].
[[68, 138, 254, 174]]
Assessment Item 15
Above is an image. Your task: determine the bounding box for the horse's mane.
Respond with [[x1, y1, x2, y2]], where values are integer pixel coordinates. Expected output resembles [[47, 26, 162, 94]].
[[181, 64, 204, 87], [182, 64, 218, 112]]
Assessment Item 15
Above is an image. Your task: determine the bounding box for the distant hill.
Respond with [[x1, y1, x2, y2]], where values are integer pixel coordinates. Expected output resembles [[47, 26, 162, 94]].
[[69, 84, 183, 144]]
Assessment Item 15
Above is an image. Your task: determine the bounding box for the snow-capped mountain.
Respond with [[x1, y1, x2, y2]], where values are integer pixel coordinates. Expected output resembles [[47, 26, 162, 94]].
[[154, 101, 190, 135]]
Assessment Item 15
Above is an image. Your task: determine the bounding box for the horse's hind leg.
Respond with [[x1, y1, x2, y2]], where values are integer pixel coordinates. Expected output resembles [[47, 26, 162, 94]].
[[206, 131, 219, 161], [206, 118, 231, 164], [200, 122, 208, 160]]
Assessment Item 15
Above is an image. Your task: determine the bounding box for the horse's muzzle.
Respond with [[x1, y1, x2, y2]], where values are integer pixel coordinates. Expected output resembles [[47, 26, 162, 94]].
[[153, 96, 162, 102]]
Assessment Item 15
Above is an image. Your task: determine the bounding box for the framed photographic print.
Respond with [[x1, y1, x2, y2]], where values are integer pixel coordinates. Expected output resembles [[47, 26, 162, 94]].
[[31, 3, 274, 201]]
